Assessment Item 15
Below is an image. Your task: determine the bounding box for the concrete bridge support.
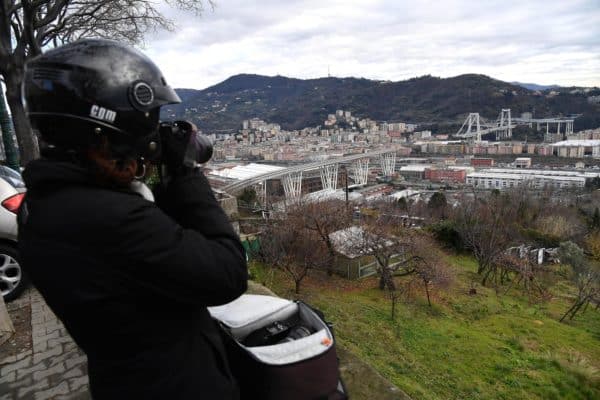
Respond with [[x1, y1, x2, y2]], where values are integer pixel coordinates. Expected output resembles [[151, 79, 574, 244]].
[[254, 181, 267, 208], [497, 109, 512, 140], [380, 152, 396, 177], [319, 164, 339, 190], [566, 121, 573, 136], [350, 158, 369, 186], [282, 171, 303, 202]]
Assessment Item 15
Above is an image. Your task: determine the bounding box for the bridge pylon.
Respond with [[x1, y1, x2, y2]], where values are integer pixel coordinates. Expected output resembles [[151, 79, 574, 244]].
[[350, 158, 369, 186], [319, 164, 339, 190], [253, 181, 267, 208], [282, 171, 303, 202], [380, 152, 396, 177], [497, 109, 512, 140], [456, 113, 482, 142]]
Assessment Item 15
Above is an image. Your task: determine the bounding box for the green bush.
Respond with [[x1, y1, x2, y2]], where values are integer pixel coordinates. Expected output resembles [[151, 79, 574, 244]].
[[427, 220, 464, 251]]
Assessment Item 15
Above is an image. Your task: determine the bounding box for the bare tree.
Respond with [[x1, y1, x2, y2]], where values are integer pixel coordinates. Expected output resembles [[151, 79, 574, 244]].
[[496, 253, 549, 302], [0, 0, 212, 164], [348, 212, 453, 319], [407, 233, 453, 307], [287, 199, 352, 276], [558, 241, 600, 322], [454, 194, 516, 286], [259, 217, 329, 294]]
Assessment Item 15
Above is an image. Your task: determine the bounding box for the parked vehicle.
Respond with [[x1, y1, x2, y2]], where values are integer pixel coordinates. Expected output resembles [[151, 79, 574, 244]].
[[0, 175, 25, 301], [0, 165, 25, 190]]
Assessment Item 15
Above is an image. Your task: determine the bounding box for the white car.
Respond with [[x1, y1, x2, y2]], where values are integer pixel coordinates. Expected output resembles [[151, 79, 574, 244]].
[[0, 174, 25, 301]]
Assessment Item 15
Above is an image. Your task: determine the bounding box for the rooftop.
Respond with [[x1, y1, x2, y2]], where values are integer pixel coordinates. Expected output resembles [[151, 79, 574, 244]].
[[551, 140, 600, 146], [208, 163, 285, 181]]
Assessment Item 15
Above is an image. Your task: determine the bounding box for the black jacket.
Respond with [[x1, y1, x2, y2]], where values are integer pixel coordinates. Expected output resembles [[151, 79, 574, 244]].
[[18, 159, 248, 399]]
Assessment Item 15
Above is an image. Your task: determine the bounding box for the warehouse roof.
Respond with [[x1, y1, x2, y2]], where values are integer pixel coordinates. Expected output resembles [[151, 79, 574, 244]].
[[467, 172, 586, 182], [208, 163, 285, 180], [551, 140, 600, 147]]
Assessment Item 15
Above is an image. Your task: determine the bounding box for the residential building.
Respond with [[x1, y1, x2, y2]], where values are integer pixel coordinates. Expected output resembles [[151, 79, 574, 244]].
[[470, 158, 495, 167], [424, 168, 467, 183], [515, 157, 532, 168]]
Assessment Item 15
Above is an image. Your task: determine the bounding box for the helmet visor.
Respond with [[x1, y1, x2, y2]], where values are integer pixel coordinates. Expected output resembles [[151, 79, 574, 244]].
[[153, 84, 181, 106]]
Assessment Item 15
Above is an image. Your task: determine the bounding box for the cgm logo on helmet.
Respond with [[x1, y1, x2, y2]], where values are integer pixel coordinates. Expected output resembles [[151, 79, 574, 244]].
[[90, 105, 116, 123]]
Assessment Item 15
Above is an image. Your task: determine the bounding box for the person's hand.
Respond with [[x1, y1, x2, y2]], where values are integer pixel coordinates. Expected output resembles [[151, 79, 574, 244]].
[[159, 120, 197, 176]]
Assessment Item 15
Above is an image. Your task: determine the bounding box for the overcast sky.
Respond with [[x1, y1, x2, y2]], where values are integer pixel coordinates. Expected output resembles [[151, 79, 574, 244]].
[[144, 0, 600, 90]]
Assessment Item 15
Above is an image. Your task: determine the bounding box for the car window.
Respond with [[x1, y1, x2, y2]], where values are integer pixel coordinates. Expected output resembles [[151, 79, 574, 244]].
[[0, 166, 22, 180], [0, 174, 25, 189]]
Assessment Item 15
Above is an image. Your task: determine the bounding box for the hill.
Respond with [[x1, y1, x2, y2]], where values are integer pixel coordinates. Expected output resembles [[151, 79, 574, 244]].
[[251, 255, 600, 400], [511, 82, 561, 91], [161, 74, 600, 134]]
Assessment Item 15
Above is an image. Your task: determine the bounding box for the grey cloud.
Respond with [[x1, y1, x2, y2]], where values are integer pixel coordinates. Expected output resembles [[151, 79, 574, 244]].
[[143, 0, 600, 88]]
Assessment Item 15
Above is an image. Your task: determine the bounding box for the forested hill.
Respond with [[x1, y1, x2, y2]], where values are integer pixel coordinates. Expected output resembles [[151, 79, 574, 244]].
[[161, 74, 600, 133]]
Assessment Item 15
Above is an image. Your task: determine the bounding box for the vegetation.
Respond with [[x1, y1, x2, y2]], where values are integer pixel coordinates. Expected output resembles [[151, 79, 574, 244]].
[[251, 255, 600, 400], [558, 242, 600, 322], [246, 187, 600, 399]]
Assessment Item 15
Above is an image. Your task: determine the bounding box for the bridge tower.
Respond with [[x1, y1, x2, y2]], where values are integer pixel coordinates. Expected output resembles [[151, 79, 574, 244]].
[[456, 113, 482, 142], [497, 109, 512, 140], [566, 120, 574, 136], [282, 171, 303, 202], [380, 152, 396, 177], [319, 164, 339, 190], [350, 158, 369, 186], [251, 182, 266, 208]]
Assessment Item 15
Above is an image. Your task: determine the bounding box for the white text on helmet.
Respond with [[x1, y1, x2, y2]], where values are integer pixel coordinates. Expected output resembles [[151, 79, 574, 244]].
[[90, 105, 116, 123]]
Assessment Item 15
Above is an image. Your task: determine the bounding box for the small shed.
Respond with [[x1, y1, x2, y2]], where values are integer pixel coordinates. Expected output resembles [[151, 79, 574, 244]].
[[328, 226, 380, 279]]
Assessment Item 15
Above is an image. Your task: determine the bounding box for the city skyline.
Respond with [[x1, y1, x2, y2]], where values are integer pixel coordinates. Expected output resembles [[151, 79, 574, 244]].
[[144, 0, 600, 90]]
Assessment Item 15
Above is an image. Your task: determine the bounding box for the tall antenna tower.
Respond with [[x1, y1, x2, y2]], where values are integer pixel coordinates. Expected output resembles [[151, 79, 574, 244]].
[[328, 65, 330, 78]]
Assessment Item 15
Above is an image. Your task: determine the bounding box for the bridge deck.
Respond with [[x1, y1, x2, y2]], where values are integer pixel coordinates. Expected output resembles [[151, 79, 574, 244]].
[[220, 147, 402, 194]]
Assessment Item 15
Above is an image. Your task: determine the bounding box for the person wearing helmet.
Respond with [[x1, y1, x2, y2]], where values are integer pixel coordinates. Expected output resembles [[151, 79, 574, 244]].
[[18, 39, 247, 399]]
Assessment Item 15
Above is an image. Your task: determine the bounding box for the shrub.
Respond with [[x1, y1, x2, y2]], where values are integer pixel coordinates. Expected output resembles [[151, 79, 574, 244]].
[[427, 220, 464, 251]]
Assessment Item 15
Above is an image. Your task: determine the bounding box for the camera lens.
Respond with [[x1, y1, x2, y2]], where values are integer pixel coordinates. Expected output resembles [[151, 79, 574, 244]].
[[278, 326, 312, 343], [195, 134, 213, 164]]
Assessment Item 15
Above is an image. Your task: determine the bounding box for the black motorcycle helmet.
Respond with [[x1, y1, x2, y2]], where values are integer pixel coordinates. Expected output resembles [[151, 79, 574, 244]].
[[23, 38, 181, 160]]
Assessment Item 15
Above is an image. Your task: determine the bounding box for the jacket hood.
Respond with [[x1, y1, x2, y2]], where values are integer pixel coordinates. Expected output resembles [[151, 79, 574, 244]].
[[23, 159, 152, 200], [23, 159, 91, 192]]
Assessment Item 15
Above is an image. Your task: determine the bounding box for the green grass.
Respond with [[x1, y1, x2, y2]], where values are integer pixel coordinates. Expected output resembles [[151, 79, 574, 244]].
[[251, 254, 600, 400]]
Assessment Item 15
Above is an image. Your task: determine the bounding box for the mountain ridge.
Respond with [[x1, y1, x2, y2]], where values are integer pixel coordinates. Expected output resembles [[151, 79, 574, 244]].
[[510, 82, 561, 91], [161, 74, 600, 133]]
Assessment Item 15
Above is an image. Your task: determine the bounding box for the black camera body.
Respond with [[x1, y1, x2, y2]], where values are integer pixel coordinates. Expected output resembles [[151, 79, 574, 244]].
[[158, 120, 213, 168], [242, 321, 313, 347]]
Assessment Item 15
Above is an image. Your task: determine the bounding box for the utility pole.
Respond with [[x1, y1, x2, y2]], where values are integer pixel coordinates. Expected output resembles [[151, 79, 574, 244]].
[[344, 164, 349, 208]]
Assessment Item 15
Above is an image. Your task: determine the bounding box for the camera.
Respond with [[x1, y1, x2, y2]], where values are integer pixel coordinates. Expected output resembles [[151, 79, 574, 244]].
[[158, 120, 213, 168], [242, 321, 313, 347]]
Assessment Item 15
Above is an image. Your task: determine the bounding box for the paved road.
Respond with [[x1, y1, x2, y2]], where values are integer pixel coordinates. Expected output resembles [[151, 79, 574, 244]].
[[0, 290, 90, 400]]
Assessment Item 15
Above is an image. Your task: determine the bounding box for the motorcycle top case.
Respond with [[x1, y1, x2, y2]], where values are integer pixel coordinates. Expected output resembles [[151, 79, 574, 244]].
[[208, 294, 347, 400]]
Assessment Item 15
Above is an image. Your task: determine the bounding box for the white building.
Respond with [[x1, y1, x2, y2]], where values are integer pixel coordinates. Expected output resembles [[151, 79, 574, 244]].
[[466, 171, 586, 190], [483, 168, 598, 179], [514, 157, 532, 168], [551, 140, 600, 158], [389, 189, 421, 201], [399, 165, 428, 180]]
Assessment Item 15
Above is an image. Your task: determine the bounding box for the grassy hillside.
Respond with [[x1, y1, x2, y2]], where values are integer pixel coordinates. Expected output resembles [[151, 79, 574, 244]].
[[251, 254, 600, 400]]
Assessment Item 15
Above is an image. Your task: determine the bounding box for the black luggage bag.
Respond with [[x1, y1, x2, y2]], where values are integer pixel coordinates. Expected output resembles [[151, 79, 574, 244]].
[[208, 294, 348, 400]]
